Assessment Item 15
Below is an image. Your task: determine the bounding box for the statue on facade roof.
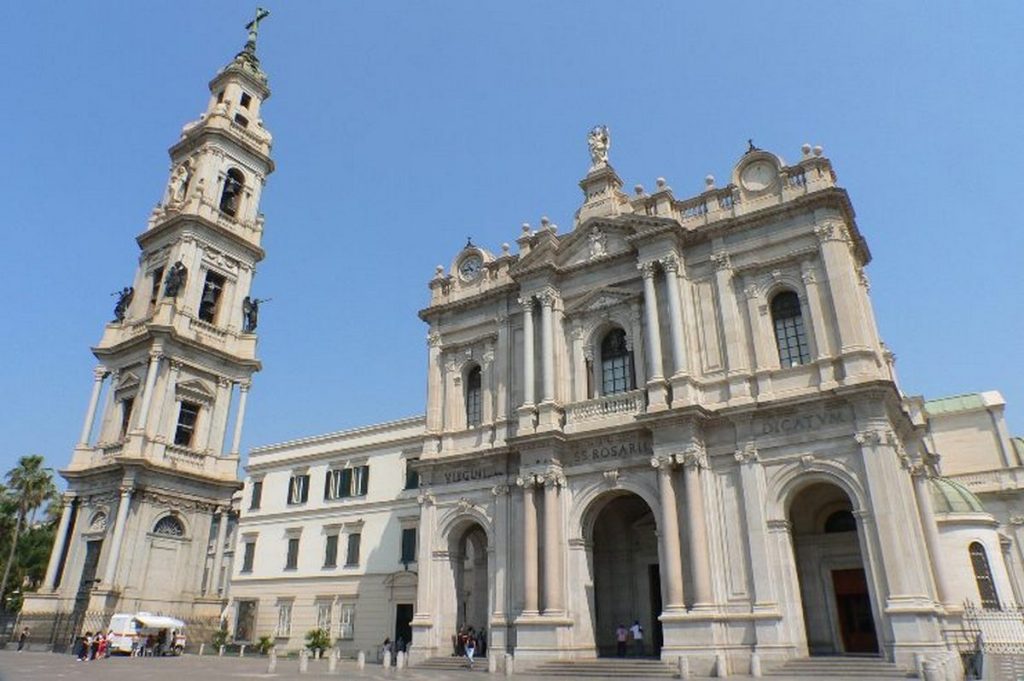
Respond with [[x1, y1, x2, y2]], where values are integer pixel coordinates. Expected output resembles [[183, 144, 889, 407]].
[[164, 261, 188, 298], [243, 296, 270, 333], [112, 286, 134, 322], [588, 125, 610, 170]]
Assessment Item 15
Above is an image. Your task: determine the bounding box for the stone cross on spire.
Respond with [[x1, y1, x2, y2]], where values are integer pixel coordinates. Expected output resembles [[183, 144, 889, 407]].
[[243, 7, 271, 55]]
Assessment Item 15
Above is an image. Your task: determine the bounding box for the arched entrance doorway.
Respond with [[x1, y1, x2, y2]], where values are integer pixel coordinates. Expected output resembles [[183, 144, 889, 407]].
[[587, 492, 660, 658], [789, 482, 879, 655], [453, 523, 489, 640]]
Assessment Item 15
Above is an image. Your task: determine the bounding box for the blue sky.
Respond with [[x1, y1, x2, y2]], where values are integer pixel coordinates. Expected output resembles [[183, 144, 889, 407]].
[[1, 2, 1021, 481]]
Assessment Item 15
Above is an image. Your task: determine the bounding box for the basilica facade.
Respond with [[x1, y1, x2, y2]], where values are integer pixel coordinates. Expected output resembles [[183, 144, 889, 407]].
[[21, 21, 1024, 680]]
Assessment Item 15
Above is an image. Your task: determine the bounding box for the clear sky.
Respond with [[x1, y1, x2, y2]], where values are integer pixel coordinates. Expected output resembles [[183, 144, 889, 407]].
[[1, 2, 1021, 482]]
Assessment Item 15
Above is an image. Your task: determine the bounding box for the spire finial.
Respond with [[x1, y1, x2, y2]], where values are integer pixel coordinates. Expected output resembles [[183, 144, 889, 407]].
[[243, 8, 271, 56]]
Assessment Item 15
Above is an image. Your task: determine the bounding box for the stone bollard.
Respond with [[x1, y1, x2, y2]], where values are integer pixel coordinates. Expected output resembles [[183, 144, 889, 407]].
[[750, 652, 762, 678], [219, 645, 225, 657], [268, 647, 278, 673], [716, 652, 729, 678], [383, 650, 392, 668], [357, 650, 366, 669], [922, 660, 942, 681], [488, 654, 498, 673], [198, 643, 205, 656], [915, 653, 925, 680], [328, 649, 337, 672], [240, 644, 246, 657], [677, 656, 690, 680], [504, 653, 514, 677], [299, 649, 309, 674], [398, 651, 407, 669]]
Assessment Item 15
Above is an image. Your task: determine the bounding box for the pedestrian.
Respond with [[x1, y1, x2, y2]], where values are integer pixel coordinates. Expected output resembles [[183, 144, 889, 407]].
[[465, 633, 476, 670], [615, 623, 628, 657], [382, 637, 392, 665], [629, 620, 643, 657], [17, 627, 28, 652], [96, 633, 107, 659], [84, 632, 94, 661]]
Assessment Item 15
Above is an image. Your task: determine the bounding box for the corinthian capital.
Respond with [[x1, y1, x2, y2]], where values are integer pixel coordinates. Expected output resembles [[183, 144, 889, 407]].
[[660, 254, 680, 274], [537, 288, 559, 308], [814, 221, 850, 244], [650, 454, 675, 471], [710, 251, 731, 271], [427, 331, 442, 348], [638, 261, 657, 279], [518, 296, 536, 313], [677, 444, 708, 469]]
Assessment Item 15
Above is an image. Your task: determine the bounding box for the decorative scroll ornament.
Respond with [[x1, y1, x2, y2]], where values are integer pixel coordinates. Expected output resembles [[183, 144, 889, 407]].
[[490, 484, 510, 497], [587, 125, 611, 169], [710, 251, 732, 271], [416, 490, 436, 506], [734, 443, 760, 464], [602, 469, 621, 486]]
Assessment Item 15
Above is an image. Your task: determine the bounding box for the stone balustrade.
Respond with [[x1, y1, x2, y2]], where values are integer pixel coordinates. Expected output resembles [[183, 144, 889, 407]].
[[565, 389, 645, 432], [164, 443, 207, 471]]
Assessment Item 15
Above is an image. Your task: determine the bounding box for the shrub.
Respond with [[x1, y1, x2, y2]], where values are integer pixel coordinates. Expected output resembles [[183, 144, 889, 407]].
[[256, 635, 274, 655], [211, 627, 229, 648], [305, 628, 331, 655]]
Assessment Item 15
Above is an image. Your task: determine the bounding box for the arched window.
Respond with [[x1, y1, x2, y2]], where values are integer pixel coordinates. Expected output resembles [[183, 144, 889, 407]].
[[600, 328, 633, 395], [969, 541, 1001, 610], [219, 168, 245, 216], [153, 515, 185, 537], [465, 365, 482, 428], [824, 510, 857, 533], [771, 291, 811, 367]]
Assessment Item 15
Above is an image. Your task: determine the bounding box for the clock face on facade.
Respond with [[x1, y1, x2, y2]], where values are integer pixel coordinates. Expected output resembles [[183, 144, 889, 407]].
[[740, 160, 777, 192], [458, 254, 483, 282]]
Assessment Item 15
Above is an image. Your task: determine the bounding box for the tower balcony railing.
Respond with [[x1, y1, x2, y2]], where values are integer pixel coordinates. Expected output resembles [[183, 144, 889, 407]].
[[164, 443, 207, 471], [564, 389, 645, 433]]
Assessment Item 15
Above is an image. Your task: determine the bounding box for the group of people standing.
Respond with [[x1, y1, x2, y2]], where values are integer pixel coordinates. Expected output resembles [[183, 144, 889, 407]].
[[454, 625, 485, 669], [615, 620, 645, 657], [74, 631, 111, 661]]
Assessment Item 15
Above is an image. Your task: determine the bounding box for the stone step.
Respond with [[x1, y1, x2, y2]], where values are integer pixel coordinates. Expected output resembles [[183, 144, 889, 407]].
[[529, 659, 677, 677], [416, 655, 489, 672], [766, 656, 909, 678]]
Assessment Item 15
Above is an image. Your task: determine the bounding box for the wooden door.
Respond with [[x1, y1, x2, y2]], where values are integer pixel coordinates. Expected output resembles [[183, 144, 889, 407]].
[[832, 568, 878, 654]]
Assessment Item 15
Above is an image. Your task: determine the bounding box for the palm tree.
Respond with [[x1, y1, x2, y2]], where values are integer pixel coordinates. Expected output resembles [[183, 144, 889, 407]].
[[0, 455, 55, 609]]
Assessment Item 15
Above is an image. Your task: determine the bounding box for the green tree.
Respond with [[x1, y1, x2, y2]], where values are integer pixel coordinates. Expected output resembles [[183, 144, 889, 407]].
[[0, 455, 57, 609]]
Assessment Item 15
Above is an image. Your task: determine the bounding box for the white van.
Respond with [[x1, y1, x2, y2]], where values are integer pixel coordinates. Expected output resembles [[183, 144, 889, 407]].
[[106, 612, 187, 655]]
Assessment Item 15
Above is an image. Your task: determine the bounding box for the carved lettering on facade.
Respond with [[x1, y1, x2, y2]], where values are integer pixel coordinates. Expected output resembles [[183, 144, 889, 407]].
[[759, 408, 847, 436], [570, 433, 653, 466]]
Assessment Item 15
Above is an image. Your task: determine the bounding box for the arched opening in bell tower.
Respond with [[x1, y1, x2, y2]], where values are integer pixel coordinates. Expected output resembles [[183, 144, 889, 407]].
[[585, 491, 660, 658], [453, 523, 489, 636]]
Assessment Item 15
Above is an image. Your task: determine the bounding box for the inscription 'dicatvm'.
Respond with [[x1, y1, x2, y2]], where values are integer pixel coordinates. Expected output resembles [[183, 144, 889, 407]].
[[760, 409, 846, 435]]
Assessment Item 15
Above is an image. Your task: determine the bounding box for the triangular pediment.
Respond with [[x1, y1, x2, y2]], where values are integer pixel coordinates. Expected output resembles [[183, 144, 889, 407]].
[[556, 218, 634, 268], [175, 378, 215, 403], [116, 371, 141, 390], [565, 286, 637, 316], [509, 235, 558, 277]]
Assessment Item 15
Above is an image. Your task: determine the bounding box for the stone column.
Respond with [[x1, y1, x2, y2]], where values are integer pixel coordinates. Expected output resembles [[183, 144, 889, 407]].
[[482, 344, 495, 425], [682, 451, 713, 608], [814, 222, 870, 353], [135, 350, 163, 433], [639, 262, 665, 381], [660, 255, 689, 378], [652, 455, 685, 610], [78, 367, 108, 446], [43, 495, 76, 589], [209, 378, 233, 455], [102, 486, 134, 588], [541, 472, 564, 614], [711, 251, 751, 401], [210, 508, 229, 596], [799, 263, 839, 388], [230, 381, 251, 456], [735, 446, 776, 607], [156, 360, 182, 443], [520, 298, 536, 406], [911, 468, 951, 605], [426, 331, 444, 432], [742, 282, 775, 399], [539, 292, 556, 404], [518, 476, 539, 615]]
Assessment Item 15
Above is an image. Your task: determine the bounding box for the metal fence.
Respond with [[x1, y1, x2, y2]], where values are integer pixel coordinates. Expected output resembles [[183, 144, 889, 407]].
[[962, 603, 1024, 655]]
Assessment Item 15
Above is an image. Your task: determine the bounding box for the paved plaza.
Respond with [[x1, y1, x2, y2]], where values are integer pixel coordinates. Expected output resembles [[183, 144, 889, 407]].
[[0, 650, 924, 681]]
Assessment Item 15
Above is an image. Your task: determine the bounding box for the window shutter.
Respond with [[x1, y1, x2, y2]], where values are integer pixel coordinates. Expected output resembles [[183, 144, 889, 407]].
[[286, 477, 294, 505], [301, 475, 310, 503], [359, 465, 370, 495]]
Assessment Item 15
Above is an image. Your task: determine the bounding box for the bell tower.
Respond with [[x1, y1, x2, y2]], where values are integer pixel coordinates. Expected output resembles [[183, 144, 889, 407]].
[[22, 12, 274, 646]]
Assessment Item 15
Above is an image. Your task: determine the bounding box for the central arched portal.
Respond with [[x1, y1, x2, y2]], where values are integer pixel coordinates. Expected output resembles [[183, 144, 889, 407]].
[[588, 492, 661, 657], [454, 524, 489, 635]]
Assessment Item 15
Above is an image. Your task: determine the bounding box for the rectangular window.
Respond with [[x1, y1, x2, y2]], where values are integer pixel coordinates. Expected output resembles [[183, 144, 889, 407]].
[[338, 603, 355, 640], [275, 603, 292, 637], [324, 534, 338, 568], [249, 480, 263, 510], [345, 533, 361, 567], [316, 602, 332, 632], [120, 397, 134, 437], [404, 458, 419, 491], [198, 271, 226, 324], [353, 465, 369, 496], [240, 92, 252, 109], [287, 474, 310, 505], [324, 468, 352, 500], [241, 540, 255, 572], [285, 536, 300, 570], [400, 527, 417, 565], [173, 401, 200, 447], [149, 267, 164, 312]]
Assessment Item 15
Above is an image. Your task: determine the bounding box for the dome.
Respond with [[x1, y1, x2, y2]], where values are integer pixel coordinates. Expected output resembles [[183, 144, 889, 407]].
[[929, 477, 987, 514]]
